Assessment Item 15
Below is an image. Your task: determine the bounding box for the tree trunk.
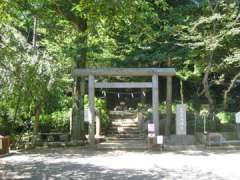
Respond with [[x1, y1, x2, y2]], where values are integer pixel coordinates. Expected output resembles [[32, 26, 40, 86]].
[[13, 94, 21, 122], [32, 16, 39, 140], [51, 2, 88, 141], [71, 34, 87, 140], [223, 72, 240, 110], [202, 56, 214, 116], [32, 101, 42, 147], [165, 58, 172, 136], [165, 76, 172, 136], [180, 80, 184, 104], [33, 103, 41, 136]]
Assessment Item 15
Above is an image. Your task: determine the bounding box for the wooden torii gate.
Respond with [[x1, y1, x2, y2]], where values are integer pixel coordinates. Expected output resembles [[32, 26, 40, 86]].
[[72, 68, 176, 145]]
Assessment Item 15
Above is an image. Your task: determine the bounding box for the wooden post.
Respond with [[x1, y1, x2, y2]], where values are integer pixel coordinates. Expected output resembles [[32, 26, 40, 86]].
[[152, 74, 159, 136], [95, 111, 101, 137], [165, 76, 172, 136], [88, 75, 95, 146]]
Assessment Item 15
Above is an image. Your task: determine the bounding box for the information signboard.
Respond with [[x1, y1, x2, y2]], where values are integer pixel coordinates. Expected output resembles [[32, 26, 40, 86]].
[[236, 112, 240, 123], [148, 123, 155, 138], [157, 135, 163, 144]]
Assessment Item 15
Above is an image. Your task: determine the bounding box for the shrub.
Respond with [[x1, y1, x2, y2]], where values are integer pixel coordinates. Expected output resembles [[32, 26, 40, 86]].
[[84, 95, 110, 134], [39, 110, 69, 133], [216, 112, 235, 124]]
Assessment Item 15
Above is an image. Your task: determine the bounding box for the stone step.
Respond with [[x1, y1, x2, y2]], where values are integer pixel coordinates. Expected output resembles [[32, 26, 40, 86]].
[[110, 128, 140, 133], [222, 140, 240, 145], [97, 140, 148, 150], [111, 116, 137, 120], [110, 117, 136, 121], [108, 134, 144, 138], [106, 110, 144, 148], [111, 126, 139, 130], [105, 139, 147, 143], [111, 122, 138, 127], [109, 131, 140, 136], [112, 121, 138, 127], [106, 137, 145, 141], [112, 115, 137, 118], [110, 122, 138, 126], [110, 115, 136, 119], [110, 111, 136, 116]]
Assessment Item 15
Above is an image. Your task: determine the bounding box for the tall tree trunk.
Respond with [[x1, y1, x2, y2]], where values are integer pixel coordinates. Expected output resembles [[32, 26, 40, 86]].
[[51, 2, 88, 141], [180, 80, 184, 104], [71, 33, 87, 140], [201, 0, 218, 116], [164, 57, 172, 136], [202, 55, 214, 116], [32, 16, 39, 138], [32, 100, 43, 147], [33, 103, 41, 136], [13, 94, 21, 122], [223, 72, 240, 111]]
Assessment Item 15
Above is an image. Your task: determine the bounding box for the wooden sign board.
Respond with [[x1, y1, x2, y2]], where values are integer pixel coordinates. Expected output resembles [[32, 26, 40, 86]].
[[148, 133, 155, 138], [157, 136, 163, 144], [148, 123, 155, 138], [236, 112, 240, 123], [148, 123, 155, 132]]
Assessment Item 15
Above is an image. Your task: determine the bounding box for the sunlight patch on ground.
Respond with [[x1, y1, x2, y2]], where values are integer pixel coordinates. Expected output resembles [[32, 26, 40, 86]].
[[1, 149, 240, 179]]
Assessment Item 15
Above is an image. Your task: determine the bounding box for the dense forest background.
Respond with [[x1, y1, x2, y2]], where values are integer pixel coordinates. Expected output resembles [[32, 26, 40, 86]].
[[0, 0, 240, 141]]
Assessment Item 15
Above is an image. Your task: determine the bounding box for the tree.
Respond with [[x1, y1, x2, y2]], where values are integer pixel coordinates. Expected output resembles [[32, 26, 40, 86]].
[[0, 23, 58, 137]]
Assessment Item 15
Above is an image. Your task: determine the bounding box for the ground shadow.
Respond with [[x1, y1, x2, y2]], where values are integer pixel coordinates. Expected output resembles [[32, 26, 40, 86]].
[[0, 147, 227, 180]]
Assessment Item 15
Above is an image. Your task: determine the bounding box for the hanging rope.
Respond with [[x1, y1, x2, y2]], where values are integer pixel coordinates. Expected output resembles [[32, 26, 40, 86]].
[[131, 93, 134, 98], [100, 89, 151, 95], [99, 89, 150, 99]]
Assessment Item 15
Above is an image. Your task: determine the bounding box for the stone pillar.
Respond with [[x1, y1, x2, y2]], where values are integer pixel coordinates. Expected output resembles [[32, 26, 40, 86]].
[[176, 104, 187, 135], [88, 74, 95, 146], [165, 76, 172, 136], [152, 74, 159, 136]]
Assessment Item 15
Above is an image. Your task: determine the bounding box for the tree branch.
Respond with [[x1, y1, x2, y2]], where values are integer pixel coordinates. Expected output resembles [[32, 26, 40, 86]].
[[223, 71, 240, 110]]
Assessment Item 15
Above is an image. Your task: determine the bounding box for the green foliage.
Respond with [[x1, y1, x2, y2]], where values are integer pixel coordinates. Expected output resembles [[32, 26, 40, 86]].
[[1, 0, 240, 138], [216, 112, 235, 124], [84, 95, 110, 133], [39, 110, 69, 133]]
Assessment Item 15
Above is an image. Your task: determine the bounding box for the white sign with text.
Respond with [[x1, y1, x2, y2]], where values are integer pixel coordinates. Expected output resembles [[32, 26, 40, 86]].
[[148, 123, 155, 138], [157, 136, 163, 144], [236, 112, 240, 123]]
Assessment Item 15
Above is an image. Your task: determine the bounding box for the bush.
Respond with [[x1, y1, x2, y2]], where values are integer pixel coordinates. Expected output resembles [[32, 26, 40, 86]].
[[216, 112, 235, 124], [84, 95, 110, 134], [39, 110, 69, 133]]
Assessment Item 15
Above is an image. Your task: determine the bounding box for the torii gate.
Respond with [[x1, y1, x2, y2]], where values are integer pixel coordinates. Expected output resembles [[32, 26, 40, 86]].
[[72, 68, 176, 145]]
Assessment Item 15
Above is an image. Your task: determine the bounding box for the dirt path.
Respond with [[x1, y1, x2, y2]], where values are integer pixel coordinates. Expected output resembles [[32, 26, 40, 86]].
[[1, 148, 240, 180]]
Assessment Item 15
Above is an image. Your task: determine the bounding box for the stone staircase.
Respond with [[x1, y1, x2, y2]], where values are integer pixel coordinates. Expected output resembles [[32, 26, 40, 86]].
[[97, 111, 147, 150]]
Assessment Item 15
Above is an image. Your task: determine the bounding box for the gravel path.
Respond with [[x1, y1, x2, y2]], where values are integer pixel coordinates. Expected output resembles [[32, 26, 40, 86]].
[[1, 148, 240, 180]]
